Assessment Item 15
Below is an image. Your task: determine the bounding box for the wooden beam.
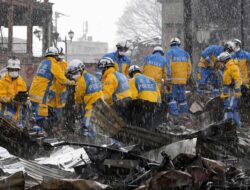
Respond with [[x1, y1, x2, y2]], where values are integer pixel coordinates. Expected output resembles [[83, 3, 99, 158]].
[[26, 0, 33, 57], [7, 0, 13, 53]]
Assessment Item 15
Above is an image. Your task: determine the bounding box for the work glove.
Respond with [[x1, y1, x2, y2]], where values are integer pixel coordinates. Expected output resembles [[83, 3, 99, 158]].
[[1, 96, 11, 103], [25, 99, 32, 109], [66, 79, 76, 86], [234, 88, 242, 98], [234, 92, 242, 98], [13, 91, 28, 103]]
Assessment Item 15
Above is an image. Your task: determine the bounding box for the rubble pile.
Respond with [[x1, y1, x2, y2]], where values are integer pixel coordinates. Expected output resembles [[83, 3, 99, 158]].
[[0, 93, 249, 189]]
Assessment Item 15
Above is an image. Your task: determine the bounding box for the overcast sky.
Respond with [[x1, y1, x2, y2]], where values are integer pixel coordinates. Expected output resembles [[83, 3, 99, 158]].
[[50, 0, 130, 51]]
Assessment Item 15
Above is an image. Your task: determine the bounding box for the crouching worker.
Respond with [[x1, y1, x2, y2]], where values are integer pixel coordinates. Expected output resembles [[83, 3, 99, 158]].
[[97, 57, 132, 120], [0, 58, 28, 127], [66, 59, 103, 137], [128, 65, 161, 128], [217, 52, 242, 127]]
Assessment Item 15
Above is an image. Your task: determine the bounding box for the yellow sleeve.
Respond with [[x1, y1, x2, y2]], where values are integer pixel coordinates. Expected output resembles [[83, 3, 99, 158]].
[[163, 63, 167, 85], [129, 78, 138, 100], [0, 80, 11, 102], [51, 61, 68, 85], [187, 59, 192, 78], [231, 65, 242, 89], [75, 77, 86, 105], [156, 84, 161, 102], [102, 75, 117, 104], [125, 65, 129, 77]]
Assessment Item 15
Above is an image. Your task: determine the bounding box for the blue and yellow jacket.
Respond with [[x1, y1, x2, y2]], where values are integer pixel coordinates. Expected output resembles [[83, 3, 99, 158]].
[[139, 52, 170, 91], [232, 50, 250, 86], [166, 46, 192, 84], [102, 67, 132, 104], [198, 45, 224, 68], [0, 74, 27, 122], [129, 73, 160, 103], [104, 51, 131, 77], [29, 57, 69, 116], [47, 59, 68, 108], [75, 70, 103, 111], [221, 59, 242, 98]]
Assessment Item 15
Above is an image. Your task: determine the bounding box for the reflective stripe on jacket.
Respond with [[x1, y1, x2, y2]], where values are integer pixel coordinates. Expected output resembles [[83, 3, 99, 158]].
[[221, 59, 242, 98], [198, 45, 224, 68], [75, 70, 103, 110], [0, 74, 27, 122], [140, 52, 169, 91], [129, 73, 160, 103], [232, 50, 250, 86], [103, 51, 131, 77], [29, 57, 68, 104], [47, 59, 68, 108], [166, 46, 192, 84], [102, 67, 131, 104]]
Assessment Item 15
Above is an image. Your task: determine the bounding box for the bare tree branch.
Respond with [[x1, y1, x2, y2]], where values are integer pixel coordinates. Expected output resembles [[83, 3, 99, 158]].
[[116, 0, 162, 41]]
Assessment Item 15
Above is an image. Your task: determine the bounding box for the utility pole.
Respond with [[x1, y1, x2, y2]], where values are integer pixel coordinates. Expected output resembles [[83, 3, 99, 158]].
[[53, 11, 69, 47]]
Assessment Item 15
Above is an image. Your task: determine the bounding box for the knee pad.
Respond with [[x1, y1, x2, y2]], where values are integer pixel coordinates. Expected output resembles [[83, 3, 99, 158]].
[[179, 101, 188, 113], [168, 100, 179, 116]]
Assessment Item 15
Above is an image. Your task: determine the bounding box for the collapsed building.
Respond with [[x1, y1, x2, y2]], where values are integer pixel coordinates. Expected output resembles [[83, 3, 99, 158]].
[[0, 0, 53, 85], [0, 96, 250, 189]]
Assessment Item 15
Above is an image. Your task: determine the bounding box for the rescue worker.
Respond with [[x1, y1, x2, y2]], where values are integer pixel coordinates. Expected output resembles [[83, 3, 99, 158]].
[[128, 65, 160, 102], [46, 47, 68, 126], [217, 52, 242, 127], [128, 65, 161, 128], [0, 58, 27, 126], [232, 39, 250, 94], [139, 45, 170, 93], [197, 41, 235, 97], [66, 59, 103, 137], [102, 41, 131, 77], [165, 37, 192, 116], [97, 57, 132, 118], [29, 47, 75, 134]]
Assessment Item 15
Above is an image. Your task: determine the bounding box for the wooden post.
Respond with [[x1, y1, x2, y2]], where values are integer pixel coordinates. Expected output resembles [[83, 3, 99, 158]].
[[26, 0, 33, 61], [7, 0, 13, 53]]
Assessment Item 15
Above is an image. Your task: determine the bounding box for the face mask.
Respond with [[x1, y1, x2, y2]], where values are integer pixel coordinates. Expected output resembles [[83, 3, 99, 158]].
[[59, 55, 65, 60], [118, 51, 126, 56], [9, 71, 19, 78], [72, 73, 81, 80], [234, 47, 241, 52]]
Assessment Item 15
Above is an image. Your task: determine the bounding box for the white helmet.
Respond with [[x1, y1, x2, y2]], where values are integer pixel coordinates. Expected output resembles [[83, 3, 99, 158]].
[[97, 57, 114, 69], [128, 65, 141, 78], [45, 47, 59, 57], [67, 59, 85, 74], [217, 52, 231, 62], [57, 47, 64, 55], [233, 39, 242, 46], [116, 41, 129, 51], [233, 39, 241, 52], [170, 37, 181, 46], [153, 46, 164, 54], [57, 47, 65, 59], [224, 41, 235, 53], [7, 58, 21, 69]]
